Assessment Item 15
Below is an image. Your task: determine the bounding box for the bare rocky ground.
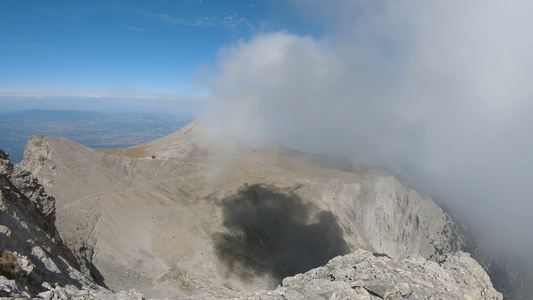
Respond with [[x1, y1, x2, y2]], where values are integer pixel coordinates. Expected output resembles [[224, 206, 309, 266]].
[[0, 149, 142, 299], [1, 122, 503, 299], [235, 249, 502, 300]]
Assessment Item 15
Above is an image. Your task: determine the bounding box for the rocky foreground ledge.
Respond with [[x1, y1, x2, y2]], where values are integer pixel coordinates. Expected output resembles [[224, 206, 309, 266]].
[[235, 249, 502, 300], [1, 147, 502, 299]]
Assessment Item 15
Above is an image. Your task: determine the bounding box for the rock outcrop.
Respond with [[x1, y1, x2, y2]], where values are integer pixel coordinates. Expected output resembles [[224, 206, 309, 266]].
[[240, 249, 502, 300], [0, 149, 143, 299], [14, 123, 484, 298]]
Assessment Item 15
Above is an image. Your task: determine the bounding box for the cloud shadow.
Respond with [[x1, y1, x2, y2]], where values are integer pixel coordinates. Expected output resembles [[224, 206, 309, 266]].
[[213, 183, 349, 285]]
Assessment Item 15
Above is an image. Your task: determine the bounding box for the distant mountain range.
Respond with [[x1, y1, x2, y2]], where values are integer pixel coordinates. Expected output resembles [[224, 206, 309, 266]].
[[0, 109, 192, 162]]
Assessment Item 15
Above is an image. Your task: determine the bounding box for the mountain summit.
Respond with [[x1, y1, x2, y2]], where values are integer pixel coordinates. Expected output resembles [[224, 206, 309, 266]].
[[1, 122, 502, 299]]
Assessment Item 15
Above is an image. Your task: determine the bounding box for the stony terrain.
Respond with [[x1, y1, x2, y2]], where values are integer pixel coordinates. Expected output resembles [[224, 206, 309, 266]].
[[0, 149, 143, 299], [8, 122, 499, 299], [0, 143, 503, 299], [239, 249, 502, 300]]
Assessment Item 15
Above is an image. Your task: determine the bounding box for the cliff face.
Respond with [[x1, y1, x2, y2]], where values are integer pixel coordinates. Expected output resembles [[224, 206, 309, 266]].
[[319, 174, 463, 260], [16, 123, 480, 298], [0, 149, 142, 299]]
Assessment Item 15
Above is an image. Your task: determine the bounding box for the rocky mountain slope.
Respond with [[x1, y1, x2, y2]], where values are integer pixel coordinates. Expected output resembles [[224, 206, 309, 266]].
[[0, 149, 143, 299], [7, 122, 502, 299], [0, 145, 504, 299]]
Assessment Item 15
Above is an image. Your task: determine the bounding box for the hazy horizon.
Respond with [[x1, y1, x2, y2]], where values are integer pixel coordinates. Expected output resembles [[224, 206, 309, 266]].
[[0, 96, 204, 116]]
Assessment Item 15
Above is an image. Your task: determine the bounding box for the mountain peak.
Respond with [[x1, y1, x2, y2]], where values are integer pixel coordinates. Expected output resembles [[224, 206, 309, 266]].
[[0, 126, 503, 298]]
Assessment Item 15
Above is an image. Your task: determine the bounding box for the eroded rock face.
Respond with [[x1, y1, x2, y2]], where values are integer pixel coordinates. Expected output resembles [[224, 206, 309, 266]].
[[16, 124, 473, 297], [0, 149, 144, 299], [0, 122, 505, 299], [239, 249, 503, 300]]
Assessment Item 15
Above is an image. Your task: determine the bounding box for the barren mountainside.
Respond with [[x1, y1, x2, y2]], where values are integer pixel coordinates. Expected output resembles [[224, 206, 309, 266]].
[[0, 149, 143, 299], [0, 122, 503, 299]]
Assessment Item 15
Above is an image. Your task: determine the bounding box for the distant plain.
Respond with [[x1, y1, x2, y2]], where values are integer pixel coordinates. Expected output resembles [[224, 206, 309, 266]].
[[0, 109, 192, 163]]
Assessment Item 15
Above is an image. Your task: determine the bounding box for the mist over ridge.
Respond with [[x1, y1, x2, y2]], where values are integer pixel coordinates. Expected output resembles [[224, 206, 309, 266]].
[[200, 0, 533, 263], [1, 1, 522, 298]]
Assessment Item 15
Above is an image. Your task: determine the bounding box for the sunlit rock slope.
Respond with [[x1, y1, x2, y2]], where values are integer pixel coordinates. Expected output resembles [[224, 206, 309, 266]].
[[0, 149, 143, 299], [17, 122, 485, 298]]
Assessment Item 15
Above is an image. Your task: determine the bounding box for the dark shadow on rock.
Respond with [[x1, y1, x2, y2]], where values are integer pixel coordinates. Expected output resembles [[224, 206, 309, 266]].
[[80, 245, 108, 289], [214, 183, 349, 285]]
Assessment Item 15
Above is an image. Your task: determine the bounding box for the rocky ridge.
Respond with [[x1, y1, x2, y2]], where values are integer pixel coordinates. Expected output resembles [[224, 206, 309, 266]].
[[131, 249, 504, 300], [16, 124, 470, 297], [238, 249, 502, 300], [0, 121, 504, 299], [0, 149, 143, 299]]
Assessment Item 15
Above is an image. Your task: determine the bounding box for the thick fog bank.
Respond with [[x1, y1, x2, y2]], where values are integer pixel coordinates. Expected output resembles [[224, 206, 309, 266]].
[[200, 0, 533, 293]]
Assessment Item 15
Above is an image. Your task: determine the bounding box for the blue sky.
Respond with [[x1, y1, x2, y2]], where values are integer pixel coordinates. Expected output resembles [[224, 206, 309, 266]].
[[0, 0, 320, 113]]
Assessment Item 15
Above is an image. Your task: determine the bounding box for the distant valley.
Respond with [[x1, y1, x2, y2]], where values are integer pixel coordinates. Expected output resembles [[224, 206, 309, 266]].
[[0, 109, 192, 162]]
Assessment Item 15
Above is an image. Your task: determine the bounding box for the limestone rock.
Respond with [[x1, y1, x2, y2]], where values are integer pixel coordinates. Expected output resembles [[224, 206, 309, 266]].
[[1, 122, 504, 299], [240, 249, 502, 300], [363, 280, 397, 298], [17, 124, 468, 297], [0, 149, 145, 299]]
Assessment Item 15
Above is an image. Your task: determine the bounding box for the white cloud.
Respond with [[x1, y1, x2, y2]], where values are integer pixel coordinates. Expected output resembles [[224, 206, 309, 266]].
[[123, 24, 142, 31], [154, 11, 246, 29], [202, 0, 533, 261]]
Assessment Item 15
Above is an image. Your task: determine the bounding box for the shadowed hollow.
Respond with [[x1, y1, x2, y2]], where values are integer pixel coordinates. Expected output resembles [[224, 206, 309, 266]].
[[214, 183, 349, 285]]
